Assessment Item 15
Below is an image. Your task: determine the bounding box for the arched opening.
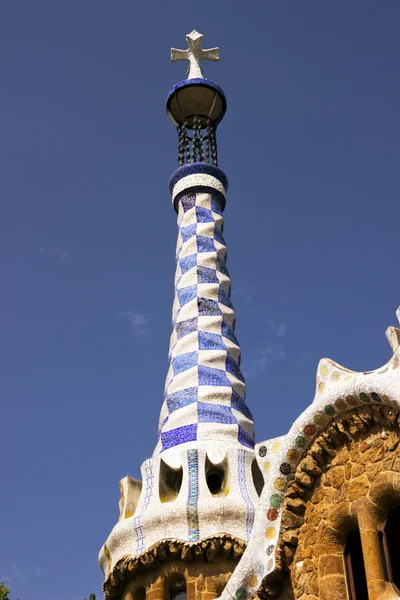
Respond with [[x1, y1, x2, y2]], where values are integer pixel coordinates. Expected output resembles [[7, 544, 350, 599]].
[[251, 458, 264, 496], [205, 454, 229, 497], [169, 578, 186, 600], [159, 459, 183, 503], [344, 529, 368, 600], [134, 588, 146, 600], [384, 504, 400, 589], [207, 467, 224, 494]]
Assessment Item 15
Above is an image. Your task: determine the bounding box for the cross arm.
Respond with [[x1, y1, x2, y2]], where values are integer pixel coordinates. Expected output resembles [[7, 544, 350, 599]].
[[171, 48, 189, 62], [201, 47, 220, 62]]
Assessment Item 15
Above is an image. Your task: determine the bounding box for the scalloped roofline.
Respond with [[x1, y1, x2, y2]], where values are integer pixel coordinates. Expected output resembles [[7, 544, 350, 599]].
[[219, 306, 400, 600]]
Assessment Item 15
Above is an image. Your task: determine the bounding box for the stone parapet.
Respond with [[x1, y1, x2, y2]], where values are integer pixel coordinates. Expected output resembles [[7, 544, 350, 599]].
[[103, 535, 245, 599], [275, 405, 400, 600]]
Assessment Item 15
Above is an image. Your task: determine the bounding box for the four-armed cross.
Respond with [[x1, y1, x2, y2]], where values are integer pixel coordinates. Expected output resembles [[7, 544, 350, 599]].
[[171, 30, 219, 79]]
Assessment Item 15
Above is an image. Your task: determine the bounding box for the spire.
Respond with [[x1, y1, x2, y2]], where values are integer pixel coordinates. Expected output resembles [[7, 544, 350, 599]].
[[157, 33, 254, 454], [167, 31, 226, 168], [99, 35, 260, 595]]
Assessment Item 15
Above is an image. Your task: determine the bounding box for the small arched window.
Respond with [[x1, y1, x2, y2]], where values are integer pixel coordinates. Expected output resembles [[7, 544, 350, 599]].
[[251, 458, 264, 497], [205, 454, 229, 497], [159, 459, 183, 503], [383, 504, 400, 589], [344, 529, 368, 600], [169, 579, 186, 600]]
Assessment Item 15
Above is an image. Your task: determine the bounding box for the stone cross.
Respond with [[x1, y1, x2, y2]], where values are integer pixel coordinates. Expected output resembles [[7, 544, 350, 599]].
[[171, 30, 219, 79]]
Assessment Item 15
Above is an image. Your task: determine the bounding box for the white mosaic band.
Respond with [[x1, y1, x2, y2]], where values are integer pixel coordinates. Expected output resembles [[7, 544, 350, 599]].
[[171, 173, 227, 204]]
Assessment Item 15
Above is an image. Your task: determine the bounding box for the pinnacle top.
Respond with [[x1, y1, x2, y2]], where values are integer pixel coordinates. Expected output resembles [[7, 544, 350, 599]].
[[171, 30, 219, 79]]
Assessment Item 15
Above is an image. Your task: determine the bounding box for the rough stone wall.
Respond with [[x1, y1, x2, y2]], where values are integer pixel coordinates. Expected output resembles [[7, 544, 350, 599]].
[[123, 558, 238, 600], [275, 405, 400, 600], [104, 536, 245, 599]]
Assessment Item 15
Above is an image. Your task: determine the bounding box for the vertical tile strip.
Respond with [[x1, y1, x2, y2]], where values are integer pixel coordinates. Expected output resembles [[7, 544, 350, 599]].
[[187, 449, 200, 542], [133, 459, 154, 553], [238, 449, 255, 540]]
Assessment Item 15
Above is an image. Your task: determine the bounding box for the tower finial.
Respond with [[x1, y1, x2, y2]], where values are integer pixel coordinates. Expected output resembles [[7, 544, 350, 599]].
[[171, 30, 219, 79]]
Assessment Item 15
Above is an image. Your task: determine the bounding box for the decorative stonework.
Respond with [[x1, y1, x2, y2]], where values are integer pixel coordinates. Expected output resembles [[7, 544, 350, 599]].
[[104, 535, 246, 599], [171, 31, 219, 80], [223, 311, 400, 600], [123, 559, 236, 600], [187, 449, 200, 542], [267, 405, 400, 600], [169, 163, 228, 207], [99, 445, 259, 587], [238, 449, 255, 541]]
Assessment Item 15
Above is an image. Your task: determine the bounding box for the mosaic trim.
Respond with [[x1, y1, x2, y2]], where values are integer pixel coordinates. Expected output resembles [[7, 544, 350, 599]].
[[223, 314, 400, 600], [167, 79, 226, 117], [157, 188, 254, 452], [187, 449, 200, 542], [133, 459, 154, 553], [169, 162, 228, 196], [172, 173, 227, 203], [237, 449, 255, 540], [170, 164, 228, 206]]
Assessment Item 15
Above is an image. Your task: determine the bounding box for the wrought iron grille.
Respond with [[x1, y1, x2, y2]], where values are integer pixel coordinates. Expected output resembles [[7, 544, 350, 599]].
[[177, 117, 218, 166]]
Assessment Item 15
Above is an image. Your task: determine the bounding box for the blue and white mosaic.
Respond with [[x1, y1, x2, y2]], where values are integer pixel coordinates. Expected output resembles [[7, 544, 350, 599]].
[[187, 449, 200, 542], [99, 31, 400, 600], [133, 459, 154, 553], [238, 449, 255, 541], [157, 185, 254, 452]]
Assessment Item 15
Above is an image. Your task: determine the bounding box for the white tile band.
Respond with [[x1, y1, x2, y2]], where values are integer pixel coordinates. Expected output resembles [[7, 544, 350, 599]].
[[172, 173, 227, 203]]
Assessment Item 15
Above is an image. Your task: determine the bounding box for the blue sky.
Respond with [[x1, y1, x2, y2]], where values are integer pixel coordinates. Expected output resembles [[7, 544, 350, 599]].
[[1, 2, 399, 599]]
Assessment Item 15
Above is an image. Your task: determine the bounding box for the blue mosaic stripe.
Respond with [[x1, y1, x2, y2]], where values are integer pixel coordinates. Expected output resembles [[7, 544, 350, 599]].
[[162, 423, 197, 451], [237, 449, 255, 540], [133, 459, 155, 553], [187, 449, 200, 542], [238, 426, 255, 449]]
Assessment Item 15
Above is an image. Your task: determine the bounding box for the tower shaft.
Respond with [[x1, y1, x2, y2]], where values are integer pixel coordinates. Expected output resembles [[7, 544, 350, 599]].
[[156, 181, 253, 453]]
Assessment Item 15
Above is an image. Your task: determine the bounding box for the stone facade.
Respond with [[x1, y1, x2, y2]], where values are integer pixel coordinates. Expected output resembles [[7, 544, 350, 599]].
[[273, 405, 400, 600], [123, 558, 237, 600], [105, 536, 245, 600], [107, 401, 400, 600]]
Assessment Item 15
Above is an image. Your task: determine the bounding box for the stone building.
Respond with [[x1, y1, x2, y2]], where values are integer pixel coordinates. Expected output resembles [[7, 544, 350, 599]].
[[99, 32, 400, 600]]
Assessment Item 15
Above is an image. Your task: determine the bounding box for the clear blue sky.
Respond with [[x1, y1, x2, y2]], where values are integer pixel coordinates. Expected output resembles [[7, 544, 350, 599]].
[[1, 2, 399, 599]]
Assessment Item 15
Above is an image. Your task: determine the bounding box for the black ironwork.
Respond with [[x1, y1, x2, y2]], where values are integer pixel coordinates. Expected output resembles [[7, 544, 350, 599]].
[[176, 117, 218, 166]]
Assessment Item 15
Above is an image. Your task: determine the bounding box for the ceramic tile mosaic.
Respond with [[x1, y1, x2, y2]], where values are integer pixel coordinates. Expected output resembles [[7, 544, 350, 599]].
[[237, 449, 255, 540], [187, 449, 200, 542], [99, 36, 400, 600], [155, 176, 254, 454], [169, 164, 228, 206], [221, 308, 400, 600], [133, 459, 154, 553]]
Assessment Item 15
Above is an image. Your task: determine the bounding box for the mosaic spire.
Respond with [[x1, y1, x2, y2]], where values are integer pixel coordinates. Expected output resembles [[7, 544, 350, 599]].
[[99, 35, 261, 594], [156, 32, 254, 453], [100, 33, 400, 600]]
